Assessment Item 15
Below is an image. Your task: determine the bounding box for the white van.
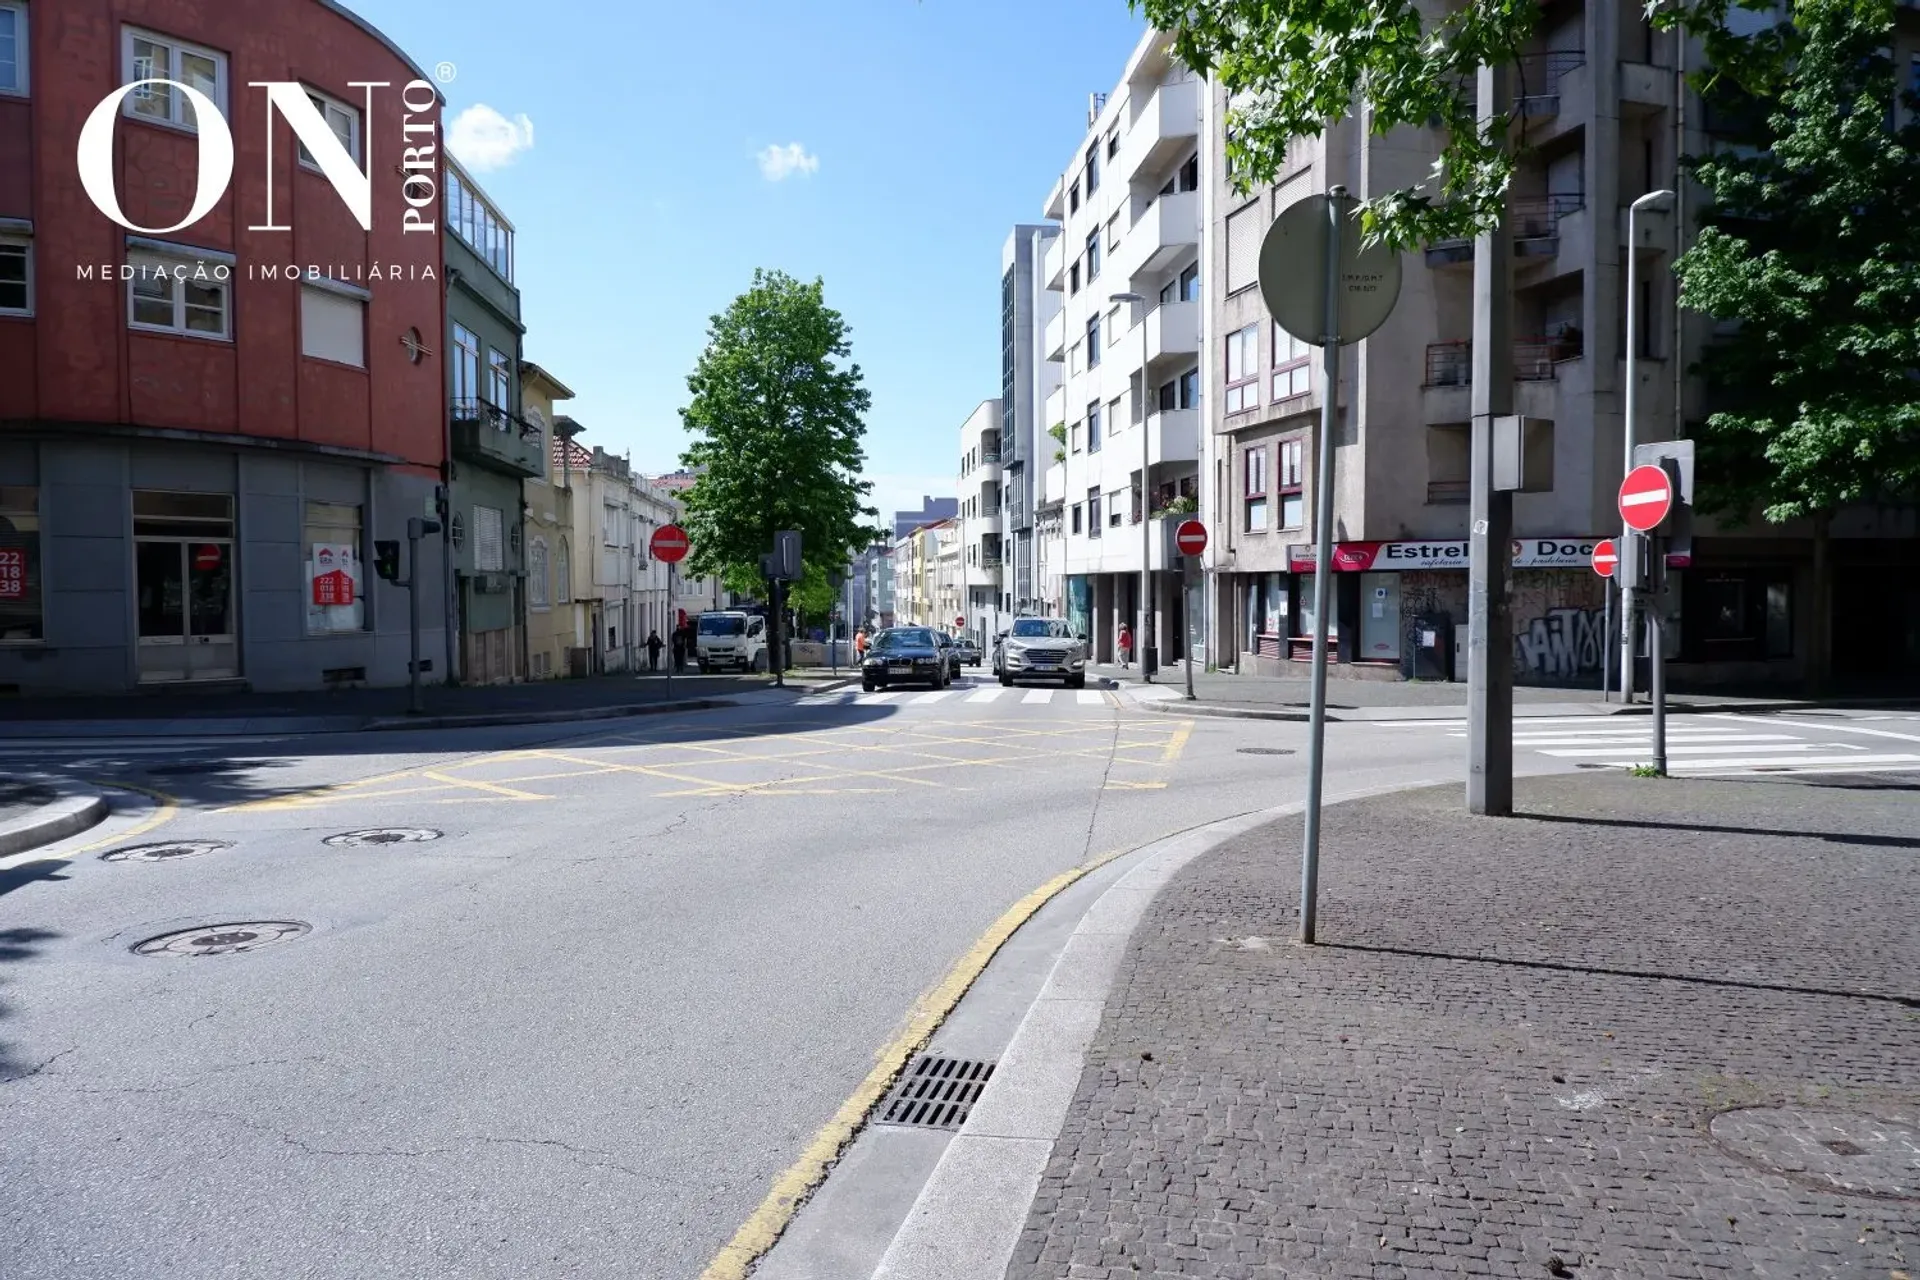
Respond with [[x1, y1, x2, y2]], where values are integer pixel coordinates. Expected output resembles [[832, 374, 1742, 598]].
[[695, 611, 768, 673]]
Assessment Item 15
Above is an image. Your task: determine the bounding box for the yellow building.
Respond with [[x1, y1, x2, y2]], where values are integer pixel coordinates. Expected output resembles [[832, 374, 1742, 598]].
[[518, 362, 578, 679]]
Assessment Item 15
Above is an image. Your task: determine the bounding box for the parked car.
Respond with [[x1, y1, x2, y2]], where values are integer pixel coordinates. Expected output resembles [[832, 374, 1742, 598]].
[[934, 632, 966, 680], [995, 617, 1090, 688], [861, 627, 953, 692], [695, 611, 768, 673], [952, 636, 983, 667]]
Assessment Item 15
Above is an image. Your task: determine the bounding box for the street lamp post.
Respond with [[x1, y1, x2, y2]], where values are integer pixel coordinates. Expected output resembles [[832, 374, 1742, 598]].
[[1111, 290, 1153, 684], [1621, 189, 1675, 704]]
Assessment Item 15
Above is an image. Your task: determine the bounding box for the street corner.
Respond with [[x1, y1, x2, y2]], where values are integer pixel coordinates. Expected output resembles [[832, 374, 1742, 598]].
[[0, 775, 112, 862]]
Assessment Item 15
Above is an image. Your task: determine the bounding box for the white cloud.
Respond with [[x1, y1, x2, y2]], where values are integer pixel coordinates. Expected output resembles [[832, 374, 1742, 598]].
[[447, 104, 535, 173], [756, 142, 819, 182]]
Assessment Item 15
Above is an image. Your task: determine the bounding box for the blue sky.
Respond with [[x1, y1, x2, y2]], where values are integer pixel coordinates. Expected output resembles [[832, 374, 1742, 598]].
[[344, 0, 1152, 522]]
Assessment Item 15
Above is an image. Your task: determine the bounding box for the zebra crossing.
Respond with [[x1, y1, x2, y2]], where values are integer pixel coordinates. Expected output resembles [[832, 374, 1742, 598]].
[[796, 680, 1114, 711], [1368, 712, 1920, 777]]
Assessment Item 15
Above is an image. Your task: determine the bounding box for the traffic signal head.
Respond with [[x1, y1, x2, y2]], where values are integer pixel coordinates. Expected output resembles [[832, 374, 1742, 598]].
[[374, 540, 401, 582]]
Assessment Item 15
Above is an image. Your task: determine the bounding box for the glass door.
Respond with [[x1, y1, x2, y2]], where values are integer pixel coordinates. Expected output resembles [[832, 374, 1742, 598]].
[[136, 540, 188, 682], [133, 492, 237, 683]]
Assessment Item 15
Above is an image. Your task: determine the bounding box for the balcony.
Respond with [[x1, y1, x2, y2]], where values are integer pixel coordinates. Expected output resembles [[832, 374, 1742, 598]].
[[1043, 385, 1066, 433], [1043, 309, 1066, 362], [1426, 480, 1471, 505], [1424, 342, 1472, 389], [1619, 60, 1675, 114], [1117, 78, 1202, 184], [1043, 462, 1067, 504], [1043, 234, 1065, 291], [1044, 173, 1066, 221], [1144, 299, 1200, 367], [1146, 407, 1200, 464], [1620, 201, 1674, 257], [1113, 190, 1201, 286], [1511, 194, 1584, 258], [1425, 238, 1474, 269], [452, 399, 545, 477], [1510, 50, 1586, 120], [971, 507, 1004, 535]]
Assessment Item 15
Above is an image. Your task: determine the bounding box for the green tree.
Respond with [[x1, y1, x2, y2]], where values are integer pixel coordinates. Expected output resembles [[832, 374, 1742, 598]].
[[1658, 0, 1920, 687], [677, 269, 885, 617]]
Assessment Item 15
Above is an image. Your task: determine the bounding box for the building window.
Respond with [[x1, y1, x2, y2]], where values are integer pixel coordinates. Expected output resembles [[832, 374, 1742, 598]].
[[527, 537, 551, 608], [1085, 143, 1100, 195], [1071, 503, 1083, 534], [296, 87, 361, 170], [0, 486, 41, 642], [1111, 488, 1126, 528], [1069, 180, 1080, 214], [1106, 213, 1121, 252], [304, 501, 365, 635], [1179, 262, 1200, 302], [452, 325, 480, 409], [123, 27, 227, 131], [1279, 438, 1305, 528], [445, 166, 515, 282], [1069, 260, 1081, 294], [1159, 367, 1199, 411], [1107, 305, 1124, 349], [127, 248, 231, 339], [1085, 230, 1102, 282], [1273, 323, 1311, 400], [556, 538, 571, 603], [1087, 488, 1103, 538], [1245, 445, 1269, 532], [1070, 420, 1083, 453], [1087, 315, 1101, 366], [1106, 127, 1120, 159], [300, 285, 365, 367], [602, 503, 621, 546], [1087, 401, 1103, 453], [487, 348, 513, 414], [0, 229, 30, 314], [0, 1, 27, 96], [1225, 324, 1259, 412], [473, 504, 505, 572]]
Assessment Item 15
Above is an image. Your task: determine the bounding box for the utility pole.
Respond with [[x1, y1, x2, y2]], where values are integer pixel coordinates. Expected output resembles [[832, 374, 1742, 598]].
[[1467, 60, 1516, 817], [403, 517, 442, 715]]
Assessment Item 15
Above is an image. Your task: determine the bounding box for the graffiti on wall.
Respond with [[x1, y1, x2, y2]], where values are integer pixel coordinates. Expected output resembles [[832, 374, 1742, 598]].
[[1516, 606, 1605, 680]]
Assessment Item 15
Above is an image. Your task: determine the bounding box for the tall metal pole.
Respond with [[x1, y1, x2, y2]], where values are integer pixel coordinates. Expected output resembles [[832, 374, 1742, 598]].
[[1139, 310, 1154, 684], [665, 561, 674, 701], [1467, 63, 1516, 817], [1601, 576, 1613, 701], [1184, 553, 1197, 700], [406, 518, 426, 715], [1621, 204, 1641, 705], [1650, 565, 1667, 774], [1299, 185, 1344, 946]]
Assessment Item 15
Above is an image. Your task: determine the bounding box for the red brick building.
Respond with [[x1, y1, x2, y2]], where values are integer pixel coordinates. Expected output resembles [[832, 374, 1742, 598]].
[[0, 0, 448, 693]]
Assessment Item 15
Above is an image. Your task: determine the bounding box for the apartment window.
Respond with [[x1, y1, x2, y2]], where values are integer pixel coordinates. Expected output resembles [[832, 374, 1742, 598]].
[[602, 503, 620, 546], [0, 229, 30, 315], [1179, 262, 1199, 303], [296, 87, 361, 170], [1106, 213, 1121, 253], [123, 28, 227, 131], [1159, 278, 1177, 306], [1225, 204, 1263, 294], [1225, 324, 1259, 412], [1087, 315, 1102, 367], [1273, 323, 1311, 399], [1279, 438, 1305, 528], [1085, 143, 1100, 195], [1069, 180, 1081, 214], [528, 537, 550, 609], [1159, 152, 1201, 195], [452, 325, 480, 408], [1085, 230, 1102, 282], [0, 486, 41, 642], [1106, 127, 1120, 159], [1244, 445, 1269, 532], [0, 1, 26, 95], [1087, 487, 1103, 537], [1069, 341, 1082, 375], [446, 167, 515, 282], [487, 348, 512, 414], [473, 505, 505, 572], [1087, 401, 1103, 453], [1070, 420, 1083, 453], [1158, 367, 1198, 411], [304, 501, 365, 634], [1109, 395, 1124, 434], [300, 284, 365, 367], [128, 248, 231, 339], [1069, 260, 1080, 294], [556, 538, 572, 603], [1107, 305, 1122, 348]]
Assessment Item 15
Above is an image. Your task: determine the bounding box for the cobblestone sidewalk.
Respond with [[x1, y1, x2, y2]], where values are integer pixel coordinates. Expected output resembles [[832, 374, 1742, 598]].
[[1010, 772, 1920, 1279]]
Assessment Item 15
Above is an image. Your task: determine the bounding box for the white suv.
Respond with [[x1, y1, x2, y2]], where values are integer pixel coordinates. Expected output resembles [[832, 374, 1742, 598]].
[[994, 617, 1089, 689]]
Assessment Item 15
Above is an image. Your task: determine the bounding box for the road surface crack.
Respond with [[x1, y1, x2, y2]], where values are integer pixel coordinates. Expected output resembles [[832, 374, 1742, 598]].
[[0, 1046, 74, 1084]]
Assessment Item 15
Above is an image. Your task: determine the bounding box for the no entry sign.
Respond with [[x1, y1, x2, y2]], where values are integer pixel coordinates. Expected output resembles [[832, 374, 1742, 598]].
[[1174, 518, 1208, 557], [650, 523, 689, 564], [1618, 465, 1674, 532], [1591, 538, 1618, 578]]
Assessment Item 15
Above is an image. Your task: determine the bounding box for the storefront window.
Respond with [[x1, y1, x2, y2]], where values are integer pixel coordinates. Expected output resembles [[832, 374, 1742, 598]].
[[0, 486, 41, 642], [305, 501, 365, 635]]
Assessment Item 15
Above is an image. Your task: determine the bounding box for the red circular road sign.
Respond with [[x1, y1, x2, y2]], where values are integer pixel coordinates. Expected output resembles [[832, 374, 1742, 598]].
[[1618, 465, 1674, 532], [1591, 538, 1618, 578], [649, 523, 689, 564], [1174, 518, 1208, 557], [192, 544, 223, 571]]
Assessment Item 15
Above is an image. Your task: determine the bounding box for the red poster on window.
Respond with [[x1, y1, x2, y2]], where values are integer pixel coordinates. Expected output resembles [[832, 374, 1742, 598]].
[[0, 548, 24, 601], [312, 568, 355, 606]]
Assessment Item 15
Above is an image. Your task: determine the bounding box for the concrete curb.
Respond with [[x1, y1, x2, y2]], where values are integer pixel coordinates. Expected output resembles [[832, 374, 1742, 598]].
[[867, 775, 1448, 1280], [1127, 696, 1871, 722], [363, 696, 747, 732], [0, 781, 110, 858]]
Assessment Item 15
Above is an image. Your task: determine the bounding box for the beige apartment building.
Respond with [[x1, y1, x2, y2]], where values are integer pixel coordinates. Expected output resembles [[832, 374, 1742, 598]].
[[519, 362, 578, 680], [1198, 2, 1920, 690]]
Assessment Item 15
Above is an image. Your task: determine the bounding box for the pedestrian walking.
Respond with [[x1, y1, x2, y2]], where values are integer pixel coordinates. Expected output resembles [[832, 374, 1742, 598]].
[[646, 629, 663, 671], [670, 627, 686, 671], [1117, 622, 1133, 668], [854, 627, 868, 660]]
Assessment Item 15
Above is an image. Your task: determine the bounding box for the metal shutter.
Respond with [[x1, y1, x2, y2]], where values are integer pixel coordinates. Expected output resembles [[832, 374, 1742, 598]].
[[1225, 202, 1264, 294]]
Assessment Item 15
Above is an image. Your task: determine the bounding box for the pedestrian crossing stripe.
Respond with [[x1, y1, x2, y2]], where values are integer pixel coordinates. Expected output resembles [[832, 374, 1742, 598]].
[[794, 686, 1112, 709]]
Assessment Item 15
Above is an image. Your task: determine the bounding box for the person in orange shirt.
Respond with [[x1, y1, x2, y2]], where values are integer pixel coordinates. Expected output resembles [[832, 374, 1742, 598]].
[[853, 627, 869, 660]]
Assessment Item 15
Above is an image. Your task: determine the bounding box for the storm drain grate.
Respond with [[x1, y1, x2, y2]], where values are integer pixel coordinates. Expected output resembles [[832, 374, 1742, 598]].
[[1236, 747, 1296, 756], [102, 839, 232, 864], [874, 1056, 995, 1131], [324, 828, 442, 848]]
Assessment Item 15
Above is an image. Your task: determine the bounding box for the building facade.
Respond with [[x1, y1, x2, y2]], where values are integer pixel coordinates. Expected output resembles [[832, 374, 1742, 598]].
[[0, 0, 448, 694], [1041, 31, 1206, 667], [999, 223, 1062, 619], [518, 361, 574, 680], [891, 496, 957, 539], [956, 398, 1004, 645]]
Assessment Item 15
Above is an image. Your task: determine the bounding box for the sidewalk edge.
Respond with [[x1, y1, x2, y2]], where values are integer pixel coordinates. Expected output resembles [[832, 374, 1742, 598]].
[[362, 696, 745, 732], [866, 774, 1450, 1280], [0, 784, 110, 858]]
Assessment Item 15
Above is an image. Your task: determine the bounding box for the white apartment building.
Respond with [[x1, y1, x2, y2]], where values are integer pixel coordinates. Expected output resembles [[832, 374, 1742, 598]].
[[955, 398, 1005, 645], [999, 224, 1063, 619], [629, 478, 682, 665], [1040, 30, 1207, 667]]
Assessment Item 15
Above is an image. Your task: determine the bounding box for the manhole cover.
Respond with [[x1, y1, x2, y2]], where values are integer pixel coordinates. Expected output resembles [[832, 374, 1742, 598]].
[[132, 920, 311, 958], [101, 839, 233, 864], [874, 1056, 995, 1131], [1237, 747, 1296, 756], [323, 828, 442, 848], [1708, 1107, 1920, 1199]]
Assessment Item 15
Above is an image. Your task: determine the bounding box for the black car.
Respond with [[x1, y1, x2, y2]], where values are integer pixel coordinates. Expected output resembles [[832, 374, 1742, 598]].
[[861, 627, 953, 692], [952, 637, 983, 667]]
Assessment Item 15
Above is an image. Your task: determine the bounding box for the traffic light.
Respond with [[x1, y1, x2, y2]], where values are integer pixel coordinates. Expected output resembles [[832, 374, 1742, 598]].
[[374, 540, 401, 582]]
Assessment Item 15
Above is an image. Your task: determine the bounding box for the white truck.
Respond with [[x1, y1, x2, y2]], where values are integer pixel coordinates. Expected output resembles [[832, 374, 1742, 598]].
[[694, 611, 769, 673]]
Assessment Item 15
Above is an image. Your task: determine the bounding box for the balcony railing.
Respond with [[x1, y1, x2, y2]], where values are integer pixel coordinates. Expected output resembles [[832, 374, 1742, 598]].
[[1512, 50, 1586, 116], [1424, 338, 1578, 386], [1425, 341, 1472, 388], [1511, 193, 1585, 240], [1427, 480, 1471, 505], [451, 398, 545, 477]]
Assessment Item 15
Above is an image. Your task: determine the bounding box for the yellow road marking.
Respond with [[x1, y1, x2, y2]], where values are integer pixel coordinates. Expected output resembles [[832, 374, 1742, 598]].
[[66, 781, 178, 857], [697, 841, 1134, 1280], [219, 763, 433, 813], [419, 770, 549, 801], [1103, 780, 1168, 790], [1161, 720, 1194, 764]]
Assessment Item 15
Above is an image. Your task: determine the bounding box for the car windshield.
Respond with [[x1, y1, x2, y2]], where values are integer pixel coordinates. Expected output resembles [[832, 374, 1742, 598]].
[[1009, 619, 1069, 639], [698, 615, 745, 636], [874, 628, 934, 649]]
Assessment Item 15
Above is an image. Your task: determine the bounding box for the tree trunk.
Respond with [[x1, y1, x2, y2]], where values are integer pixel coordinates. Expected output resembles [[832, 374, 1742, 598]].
[[1807, 513, 1833, 698]]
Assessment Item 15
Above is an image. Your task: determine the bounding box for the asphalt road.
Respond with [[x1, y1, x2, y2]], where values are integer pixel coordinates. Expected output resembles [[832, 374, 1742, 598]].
[[2, 688, 1907, 1278]]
